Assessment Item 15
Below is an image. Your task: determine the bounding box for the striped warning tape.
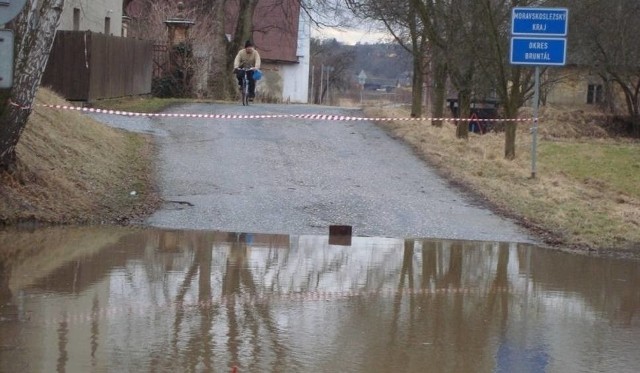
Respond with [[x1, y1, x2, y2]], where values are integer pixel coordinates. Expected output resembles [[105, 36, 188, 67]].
[[31, 103, 536, 123], [31, 287, 509, 326]]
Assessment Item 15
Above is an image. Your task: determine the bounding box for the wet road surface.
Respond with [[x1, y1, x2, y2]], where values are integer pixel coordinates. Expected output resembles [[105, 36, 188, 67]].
[[1, 226, 639, 372], [3, 104, 637, 372], [92, 103, 534, 242]]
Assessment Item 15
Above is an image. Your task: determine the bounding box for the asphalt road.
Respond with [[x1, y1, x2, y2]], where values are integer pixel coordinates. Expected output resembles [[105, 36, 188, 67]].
[[93, 102, 534, 242]]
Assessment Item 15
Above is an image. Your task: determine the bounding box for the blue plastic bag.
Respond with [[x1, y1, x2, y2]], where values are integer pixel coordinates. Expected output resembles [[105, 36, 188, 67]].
[[253, 69, 263, 80]]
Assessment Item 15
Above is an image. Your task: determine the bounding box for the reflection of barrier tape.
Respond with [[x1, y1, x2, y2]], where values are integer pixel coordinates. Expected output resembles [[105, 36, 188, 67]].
[[36, 287, 509, 326], [35, 103, 536, 123]]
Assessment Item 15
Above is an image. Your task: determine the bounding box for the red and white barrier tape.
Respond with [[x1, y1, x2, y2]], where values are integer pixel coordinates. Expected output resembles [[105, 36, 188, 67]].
[[34, 103, 536, 123], [7, 99, 31, 110]]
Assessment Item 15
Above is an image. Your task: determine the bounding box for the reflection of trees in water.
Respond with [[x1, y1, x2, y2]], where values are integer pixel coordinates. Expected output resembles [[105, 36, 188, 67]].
[[4, 227, 639, 372], [150, 231, 290, 371], [528, 248, 640, 326], [223, 237, 289, 371], [359, 240, 513, 373], [490, 243, 510, 331], [92, 233, 640, 371], [0, 261, 11, 302]]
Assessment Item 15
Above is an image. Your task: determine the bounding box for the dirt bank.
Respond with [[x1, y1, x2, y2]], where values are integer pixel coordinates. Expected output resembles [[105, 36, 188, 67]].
[[0, 89, 159, 225]]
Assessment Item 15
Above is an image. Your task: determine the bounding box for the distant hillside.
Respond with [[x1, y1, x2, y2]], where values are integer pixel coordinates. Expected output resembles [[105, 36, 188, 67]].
[[349, 43, 412, 85]]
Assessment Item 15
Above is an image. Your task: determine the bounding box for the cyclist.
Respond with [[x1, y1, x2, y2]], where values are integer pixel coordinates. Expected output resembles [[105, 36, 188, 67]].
[[233, 40, 261, 101]]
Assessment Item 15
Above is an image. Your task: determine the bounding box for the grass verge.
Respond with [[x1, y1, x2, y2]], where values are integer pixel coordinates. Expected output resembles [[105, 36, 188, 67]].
[[2, 91, 638, 258], [366, 105, 640, 258], [0, 89, 160, 225]]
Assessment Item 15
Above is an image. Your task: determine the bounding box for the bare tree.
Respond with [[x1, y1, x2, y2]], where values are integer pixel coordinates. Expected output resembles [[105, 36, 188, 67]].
[[347, 0, 564, 155], [437, 0, 478, 139], [0, 0, 65, 171], [471, 0, 540, 159], [347, 0, 430, 117], [309, 38, 355, 104]]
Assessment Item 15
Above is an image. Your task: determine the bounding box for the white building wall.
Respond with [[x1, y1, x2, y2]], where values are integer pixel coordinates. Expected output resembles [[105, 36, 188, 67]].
[[281, 12, 310, 103], [58, 0, 123, 36]]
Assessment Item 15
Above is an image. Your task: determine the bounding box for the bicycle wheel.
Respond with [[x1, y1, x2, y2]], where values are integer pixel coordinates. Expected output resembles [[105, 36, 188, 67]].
[[242, 78, 249, 106]]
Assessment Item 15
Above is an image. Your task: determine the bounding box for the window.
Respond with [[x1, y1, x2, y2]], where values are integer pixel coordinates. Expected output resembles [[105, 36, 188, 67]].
[[73, 8, 80, 31], [104, 17, 111, 35], [587, 84, 603, 104]]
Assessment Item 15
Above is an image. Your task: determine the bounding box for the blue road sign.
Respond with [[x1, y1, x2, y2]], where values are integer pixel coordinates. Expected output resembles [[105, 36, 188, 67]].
[[0, 0, 28, 24], [0, 30, 14, 88], [512, 7, 568, 36], [510, 37, 566, 66]]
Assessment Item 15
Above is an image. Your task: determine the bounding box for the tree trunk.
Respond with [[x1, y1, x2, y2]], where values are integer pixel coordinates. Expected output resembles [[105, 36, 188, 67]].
[[455, 89, 470, 139], [227, 0, 259, 67], [0, 0, 65, 171], [431, 60, 447, 127], [202, 0, 233, 100], [502, 98, 519, 160], [504, 123, 516, 160], [411, 58, 424, 117], [219, 0, 259, 100]]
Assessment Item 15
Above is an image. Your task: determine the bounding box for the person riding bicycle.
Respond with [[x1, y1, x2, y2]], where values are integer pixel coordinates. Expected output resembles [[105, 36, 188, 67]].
[[233, 40, 261, 101]]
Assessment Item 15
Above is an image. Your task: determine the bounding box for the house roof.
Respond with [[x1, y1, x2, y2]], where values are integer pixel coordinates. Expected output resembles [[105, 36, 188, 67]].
[[226, 0, 300, 64]]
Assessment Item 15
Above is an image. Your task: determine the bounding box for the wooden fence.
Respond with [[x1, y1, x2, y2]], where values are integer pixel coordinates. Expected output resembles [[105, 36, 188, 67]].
[[42, 31, 153, 101]]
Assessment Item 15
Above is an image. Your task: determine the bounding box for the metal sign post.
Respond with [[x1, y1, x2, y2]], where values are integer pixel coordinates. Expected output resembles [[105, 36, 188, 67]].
[[531, 66, 540, 178], [510, 7, 568, 178]]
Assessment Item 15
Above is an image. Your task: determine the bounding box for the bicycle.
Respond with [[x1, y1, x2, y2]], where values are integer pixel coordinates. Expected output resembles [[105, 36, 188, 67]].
[[236, 67, 255, 106]]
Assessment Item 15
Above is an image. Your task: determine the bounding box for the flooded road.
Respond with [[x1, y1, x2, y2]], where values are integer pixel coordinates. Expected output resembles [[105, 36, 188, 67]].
[[94, 103, 534, 243], [1, 226, 638, 372]]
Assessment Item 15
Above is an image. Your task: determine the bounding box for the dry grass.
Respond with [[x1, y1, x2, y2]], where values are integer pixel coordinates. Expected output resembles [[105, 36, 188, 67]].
[[367, 105, 640, 255], [0, 89, 159, 224], [2, 90, 637, 256], [92, 96, 201, 113]]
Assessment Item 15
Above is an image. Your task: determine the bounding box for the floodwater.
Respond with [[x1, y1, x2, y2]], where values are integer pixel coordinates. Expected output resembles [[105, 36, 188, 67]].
[[1, 226, 638, 373]]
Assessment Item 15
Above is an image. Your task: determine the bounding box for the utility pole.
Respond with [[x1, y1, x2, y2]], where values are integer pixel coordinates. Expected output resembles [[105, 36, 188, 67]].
[[358, 70, 367, 106], [319, 64, 324, 105], [310, 65, 314, 103]]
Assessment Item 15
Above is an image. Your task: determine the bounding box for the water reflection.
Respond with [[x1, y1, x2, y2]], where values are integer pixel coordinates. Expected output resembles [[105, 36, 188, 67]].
[[1, 227, 638, 372]]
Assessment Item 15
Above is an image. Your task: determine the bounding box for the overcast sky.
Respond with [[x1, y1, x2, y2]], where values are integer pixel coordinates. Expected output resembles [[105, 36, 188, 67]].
[[312, 26, 392, 45]]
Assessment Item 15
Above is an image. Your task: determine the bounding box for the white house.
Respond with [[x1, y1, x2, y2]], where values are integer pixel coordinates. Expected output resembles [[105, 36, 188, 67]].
[[57, 0, 124, 36], [279, 12, 311, 103], [228, 0, 311, 103]]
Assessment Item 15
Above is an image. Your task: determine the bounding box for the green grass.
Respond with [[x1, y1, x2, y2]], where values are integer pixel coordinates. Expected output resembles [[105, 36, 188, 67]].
[[539, 142, 640, 198]]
